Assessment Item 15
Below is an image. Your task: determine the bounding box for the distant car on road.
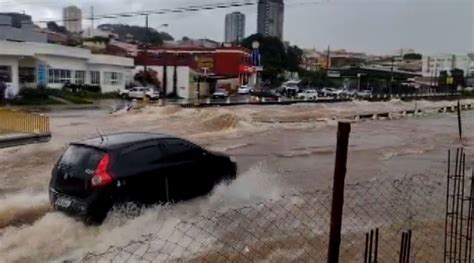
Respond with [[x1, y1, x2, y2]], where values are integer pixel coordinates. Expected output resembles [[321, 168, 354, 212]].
[[121, 87, 159, 100], [251, 89, 281, 101], [49, 132, 237, 224], [297, 89, 319, 100], [212, 89, 230, 99], [322, 88, 344, 97], [356, 90, 373, 98], [237, 85, 252, 95]]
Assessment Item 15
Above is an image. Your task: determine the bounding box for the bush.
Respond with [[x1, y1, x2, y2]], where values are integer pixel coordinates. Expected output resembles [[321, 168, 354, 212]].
[[62, 83, 102, 93]]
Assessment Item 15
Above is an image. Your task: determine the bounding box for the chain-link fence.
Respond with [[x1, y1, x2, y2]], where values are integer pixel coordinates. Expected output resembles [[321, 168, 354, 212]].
[[82, 172, 447, 262]]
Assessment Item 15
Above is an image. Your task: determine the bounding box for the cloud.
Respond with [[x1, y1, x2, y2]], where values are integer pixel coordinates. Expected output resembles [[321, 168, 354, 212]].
[[1, 0, 472, 53]]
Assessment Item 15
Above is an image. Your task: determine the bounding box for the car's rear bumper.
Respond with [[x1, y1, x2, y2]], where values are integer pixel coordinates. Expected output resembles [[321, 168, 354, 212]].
[[49, 187, 114, 223], [49, 188, 91, 217]]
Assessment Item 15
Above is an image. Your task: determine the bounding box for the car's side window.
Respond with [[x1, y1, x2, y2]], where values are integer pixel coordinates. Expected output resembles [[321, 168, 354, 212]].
[[162, 139, 202, 161], [120, 145, 163, 168]]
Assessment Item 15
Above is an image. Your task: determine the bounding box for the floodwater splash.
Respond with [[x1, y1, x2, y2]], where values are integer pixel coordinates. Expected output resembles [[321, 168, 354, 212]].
[[0, 164, 283, 262], [0, 192, 50, 229]]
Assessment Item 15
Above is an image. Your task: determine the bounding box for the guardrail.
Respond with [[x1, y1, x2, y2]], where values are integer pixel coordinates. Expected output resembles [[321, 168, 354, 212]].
[[0, 108, 50, 135]]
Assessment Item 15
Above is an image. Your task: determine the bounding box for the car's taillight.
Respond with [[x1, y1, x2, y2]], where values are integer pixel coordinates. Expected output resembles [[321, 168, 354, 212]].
[[91, 154, 113, 187]]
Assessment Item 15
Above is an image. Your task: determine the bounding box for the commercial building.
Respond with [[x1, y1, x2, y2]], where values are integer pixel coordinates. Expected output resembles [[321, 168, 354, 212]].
[[225, 12, 245, 43], [422, 54, 473, 77], [257, 0, 284, 39], [134, 47, 256, 99], [63, 6, 82, 33], [0, 40, 134, 98], [0, 13, 47, 43]]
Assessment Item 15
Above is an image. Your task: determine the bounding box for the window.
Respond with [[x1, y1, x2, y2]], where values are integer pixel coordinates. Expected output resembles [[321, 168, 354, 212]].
[[90, 71, 100, 85], [75, 71, 85, 85], [48, 69, 71, 84], [104, 72, 123, 85], [163, 139, 202, 160], [119, 145, 164, 168], [19, 67, 35, 83], [0, 66, 12, 82]]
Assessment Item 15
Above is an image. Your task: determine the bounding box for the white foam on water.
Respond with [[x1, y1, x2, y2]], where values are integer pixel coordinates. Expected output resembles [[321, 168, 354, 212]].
[[0, 164, 283, 262]]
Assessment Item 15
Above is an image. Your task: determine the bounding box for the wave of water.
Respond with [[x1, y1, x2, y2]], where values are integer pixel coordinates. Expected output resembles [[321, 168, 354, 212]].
[[0, 164, 282, 262]]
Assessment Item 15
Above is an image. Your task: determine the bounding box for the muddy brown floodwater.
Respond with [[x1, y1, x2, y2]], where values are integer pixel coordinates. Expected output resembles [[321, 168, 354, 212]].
[[1, 99, 474, 262]]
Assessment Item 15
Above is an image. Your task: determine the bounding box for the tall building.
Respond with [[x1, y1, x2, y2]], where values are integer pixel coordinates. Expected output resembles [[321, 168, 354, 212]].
[[63, 6, 82, 33], [225, 12, 245, 43], [257, 0, 284, 39]]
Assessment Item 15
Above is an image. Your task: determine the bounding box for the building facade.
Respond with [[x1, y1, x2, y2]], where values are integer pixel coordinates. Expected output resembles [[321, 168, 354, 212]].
[[134, 47, 255, 99], [257, 0, 284, 39], [422, 54, 473, 77], [0, 40, 134, 98], [0, 13, 47, 43], [63, 6, 82, 33], [225, 12, 245, 43]]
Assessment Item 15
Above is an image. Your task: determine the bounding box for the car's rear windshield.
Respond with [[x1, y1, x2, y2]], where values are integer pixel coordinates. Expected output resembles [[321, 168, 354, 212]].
[[59, 145, 104, 178]]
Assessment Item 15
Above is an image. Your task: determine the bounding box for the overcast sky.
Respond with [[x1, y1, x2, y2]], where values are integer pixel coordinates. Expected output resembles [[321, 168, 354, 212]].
[[1, 0, 473, 54]]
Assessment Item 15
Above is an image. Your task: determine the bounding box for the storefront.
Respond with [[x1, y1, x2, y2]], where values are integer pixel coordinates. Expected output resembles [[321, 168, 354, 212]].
[[0, 40, 134, 98]]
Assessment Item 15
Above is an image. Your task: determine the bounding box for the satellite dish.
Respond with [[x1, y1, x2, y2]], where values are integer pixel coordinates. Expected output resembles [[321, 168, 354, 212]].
[[252, 41, 260, 49]]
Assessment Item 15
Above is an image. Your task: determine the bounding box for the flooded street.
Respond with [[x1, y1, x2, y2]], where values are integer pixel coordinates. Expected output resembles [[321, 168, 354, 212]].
[[1, 99, 474, 262]]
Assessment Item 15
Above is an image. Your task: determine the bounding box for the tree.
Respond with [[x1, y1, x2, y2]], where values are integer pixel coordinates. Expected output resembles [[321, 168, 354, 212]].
[[403, 53, 422, 60], [98, 24, 174, 45], [182, 36, 190, 41], [286, 45, 303, 72], [47, 22, 68, 34], [242, 34, 305, 84]]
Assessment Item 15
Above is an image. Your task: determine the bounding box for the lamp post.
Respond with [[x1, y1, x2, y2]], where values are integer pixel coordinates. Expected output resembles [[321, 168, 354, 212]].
[[143, 20, 168, 72]]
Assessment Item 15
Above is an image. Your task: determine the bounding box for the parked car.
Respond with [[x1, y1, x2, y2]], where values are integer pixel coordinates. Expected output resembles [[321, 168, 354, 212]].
[[237, 85, 252, 95], [281, 86, 299, 97], [356, 90, 373, 98], [321, 88, 344, 97], [212, 89, 230, 99], [297, 89, 319, 100], [251, 89, 281, 101], [122, 87, 160, 100], [49, 132, 237, 224], [343, 89, 357, 97]]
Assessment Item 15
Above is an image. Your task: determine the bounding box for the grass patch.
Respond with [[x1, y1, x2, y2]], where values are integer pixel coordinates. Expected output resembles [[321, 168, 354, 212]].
[[7, 88, 121, 106]]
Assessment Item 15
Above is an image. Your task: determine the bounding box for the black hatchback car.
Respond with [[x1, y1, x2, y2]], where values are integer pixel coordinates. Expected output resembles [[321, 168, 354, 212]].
[[49, 132, 237, 224]]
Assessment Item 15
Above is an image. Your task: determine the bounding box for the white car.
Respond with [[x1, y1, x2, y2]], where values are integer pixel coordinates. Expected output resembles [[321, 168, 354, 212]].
[[322, 88, 344, 97], [238, 85, 252, 95], [123, 87, 160, 100], [212, 89, 229, 99], [297, 89, 319, 100]]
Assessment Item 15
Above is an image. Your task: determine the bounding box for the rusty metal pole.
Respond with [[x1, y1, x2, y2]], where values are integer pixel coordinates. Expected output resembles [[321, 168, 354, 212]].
[[327, 122, 351, 263], [457, 100, 462, 140]]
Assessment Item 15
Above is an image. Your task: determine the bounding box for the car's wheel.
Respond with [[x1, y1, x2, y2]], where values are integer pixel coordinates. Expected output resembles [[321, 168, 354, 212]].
[[122, 94, 128, 99]]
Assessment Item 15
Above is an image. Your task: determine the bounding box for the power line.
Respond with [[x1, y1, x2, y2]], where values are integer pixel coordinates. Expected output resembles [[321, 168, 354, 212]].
[[33, 0, 258, 24]]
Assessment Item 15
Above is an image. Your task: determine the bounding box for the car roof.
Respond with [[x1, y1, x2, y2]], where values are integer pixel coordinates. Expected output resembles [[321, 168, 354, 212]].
[[72, 132, 176, 151]]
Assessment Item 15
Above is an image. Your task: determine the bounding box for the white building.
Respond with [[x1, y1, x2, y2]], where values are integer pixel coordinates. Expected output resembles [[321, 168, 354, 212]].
[[0, 40, 134, 98], [422, 54, 473, 77], [63, 6, 82, 33], [225, 12, 245, 43], [133, 66, 209, 100]]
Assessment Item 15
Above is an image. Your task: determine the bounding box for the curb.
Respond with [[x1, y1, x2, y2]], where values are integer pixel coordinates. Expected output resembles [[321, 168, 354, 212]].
[[0, 133, 52, 149]]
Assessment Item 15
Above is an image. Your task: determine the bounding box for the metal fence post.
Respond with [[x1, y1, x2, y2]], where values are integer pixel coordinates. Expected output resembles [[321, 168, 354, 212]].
[[327, 122, 351, 263]]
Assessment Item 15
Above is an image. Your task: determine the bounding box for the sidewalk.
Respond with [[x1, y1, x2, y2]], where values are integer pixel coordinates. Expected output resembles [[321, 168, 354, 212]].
[[0, 132, 51, 149]]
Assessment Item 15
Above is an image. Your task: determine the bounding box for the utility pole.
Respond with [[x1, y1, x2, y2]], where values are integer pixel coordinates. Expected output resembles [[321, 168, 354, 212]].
[[89, 6, 94, 37], [390, 56, 394, 96], [326, 45, 331, 87], [144, 14, 149, 73]]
